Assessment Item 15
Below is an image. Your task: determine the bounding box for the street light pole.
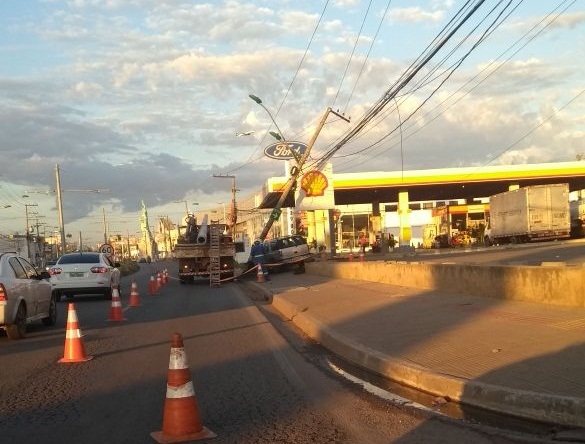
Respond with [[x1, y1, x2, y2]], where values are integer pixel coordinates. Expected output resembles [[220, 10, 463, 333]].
[[24, 203, 38, 261], [55, 165, 66, 255], [54, 164, 107, 255], [213, 174, 237, 236], [248, 95, 287, 141], [102, 207, 108, 244], [248, 99, 350, 241]]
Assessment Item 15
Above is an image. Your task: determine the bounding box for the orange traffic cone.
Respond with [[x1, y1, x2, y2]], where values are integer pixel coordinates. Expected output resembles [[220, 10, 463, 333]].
[[151, 333, 216, 443], [149, 275, 158, 295], [108, 286, 126, 322], [128, 279, 141, 307], [58, 303, 93, 363], [348, 252, 354, 262], [256, 264, 264, 283], [157, 272, 163, 291], [162, 269, 169, 285]]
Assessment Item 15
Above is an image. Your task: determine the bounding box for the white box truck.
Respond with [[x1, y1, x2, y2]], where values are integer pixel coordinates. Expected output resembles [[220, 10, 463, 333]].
[[485, 183, 570, 245]]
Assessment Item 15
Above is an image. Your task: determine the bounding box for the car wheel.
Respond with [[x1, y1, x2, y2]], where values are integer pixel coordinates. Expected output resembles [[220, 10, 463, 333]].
[[42, 294, 57, 326], [6, 303, 27, 340]]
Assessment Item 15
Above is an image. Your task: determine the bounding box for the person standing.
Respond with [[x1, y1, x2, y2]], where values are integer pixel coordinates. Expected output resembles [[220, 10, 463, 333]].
[[359, 233, 368, 254], [389, 234, 396, 250], [250, 239, 270, 281]]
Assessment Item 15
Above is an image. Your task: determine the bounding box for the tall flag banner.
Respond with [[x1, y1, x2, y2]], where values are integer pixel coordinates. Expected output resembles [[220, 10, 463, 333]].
[[139, 200, 157, 258]]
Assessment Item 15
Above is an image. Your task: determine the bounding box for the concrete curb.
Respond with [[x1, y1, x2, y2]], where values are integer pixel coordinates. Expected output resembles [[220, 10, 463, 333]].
[[257, 285, 585, 428]]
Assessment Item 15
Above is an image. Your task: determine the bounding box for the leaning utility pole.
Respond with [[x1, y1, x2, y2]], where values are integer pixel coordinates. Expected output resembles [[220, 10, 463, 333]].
[[258, 107, 349, 241]]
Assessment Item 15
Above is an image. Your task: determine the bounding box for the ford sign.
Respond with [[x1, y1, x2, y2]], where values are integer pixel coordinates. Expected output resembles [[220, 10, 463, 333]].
[[264, 141, 308, 161]]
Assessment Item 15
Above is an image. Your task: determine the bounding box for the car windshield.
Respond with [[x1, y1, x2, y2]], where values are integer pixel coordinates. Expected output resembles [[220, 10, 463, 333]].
[[58, 254, 100, 264], [292, 236, 307, 245]]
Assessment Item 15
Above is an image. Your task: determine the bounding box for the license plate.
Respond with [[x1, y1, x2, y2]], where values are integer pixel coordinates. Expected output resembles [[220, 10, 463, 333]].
[[69, 272, 84, 277]]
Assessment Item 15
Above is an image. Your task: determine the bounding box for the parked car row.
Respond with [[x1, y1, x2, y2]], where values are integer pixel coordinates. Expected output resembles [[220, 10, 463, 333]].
[[1, 251, 121, 340]]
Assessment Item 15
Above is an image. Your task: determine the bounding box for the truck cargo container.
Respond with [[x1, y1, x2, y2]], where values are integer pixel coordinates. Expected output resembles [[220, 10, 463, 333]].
[[484, 184, 570, 245]]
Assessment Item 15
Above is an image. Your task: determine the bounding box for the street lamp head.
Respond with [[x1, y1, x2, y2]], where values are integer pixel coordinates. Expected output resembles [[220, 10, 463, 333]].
[[248, 94, 262, 104], [250, 93, 287, 142], [269, 131, 282, 141]]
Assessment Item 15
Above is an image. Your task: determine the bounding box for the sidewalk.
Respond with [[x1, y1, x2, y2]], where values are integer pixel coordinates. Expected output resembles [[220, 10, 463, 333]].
[[243, 271, 585, 428]]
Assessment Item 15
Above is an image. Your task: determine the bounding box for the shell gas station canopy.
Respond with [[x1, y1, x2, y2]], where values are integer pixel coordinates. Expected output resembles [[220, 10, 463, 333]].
[[260, 161, 585, 208]]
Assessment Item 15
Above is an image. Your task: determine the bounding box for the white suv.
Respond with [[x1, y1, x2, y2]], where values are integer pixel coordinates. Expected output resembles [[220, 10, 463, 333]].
[[0, 252, 56, 339]]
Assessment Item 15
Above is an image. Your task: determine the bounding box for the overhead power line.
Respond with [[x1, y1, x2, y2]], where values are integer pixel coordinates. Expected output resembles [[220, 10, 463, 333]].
[[315, 0, 492, 170], [332, 0, 575, 172]]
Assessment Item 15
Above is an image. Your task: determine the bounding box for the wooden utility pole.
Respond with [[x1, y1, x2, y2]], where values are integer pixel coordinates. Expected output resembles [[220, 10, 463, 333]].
[[258, 107, 349, 241]]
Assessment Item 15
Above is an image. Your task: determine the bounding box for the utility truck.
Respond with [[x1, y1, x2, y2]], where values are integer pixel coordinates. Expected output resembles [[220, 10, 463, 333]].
[[485, 183, 570, 245], [173, 214, 236, 284]]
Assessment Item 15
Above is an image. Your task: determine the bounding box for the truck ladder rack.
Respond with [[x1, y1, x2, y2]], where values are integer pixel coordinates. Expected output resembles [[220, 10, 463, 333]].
[[209, 224, 221, 287]]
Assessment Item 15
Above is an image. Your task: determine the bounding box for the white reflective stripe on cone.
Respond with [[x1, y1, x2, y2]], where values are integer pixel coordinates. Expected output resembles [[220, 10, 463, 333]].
[[165, 381, 196, 399], [65, 328, 83, 339], [168, 348, 188, 369]]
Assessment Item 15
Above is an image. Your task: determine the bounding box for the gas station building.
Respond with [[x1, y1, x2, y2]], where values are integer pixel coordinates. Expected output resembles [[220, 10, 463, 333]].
[[234, 161, 585, 254]]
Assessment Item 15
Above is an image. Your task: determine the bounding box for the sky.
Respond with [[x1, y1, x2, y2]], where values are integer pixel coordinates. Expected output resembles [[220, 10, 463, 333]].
[[0, 0, 583, 245]]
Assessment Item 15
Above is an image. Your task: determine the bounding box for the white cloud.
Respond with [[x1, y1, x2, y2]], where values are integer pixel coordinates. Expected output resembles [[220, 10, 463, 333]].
[[389, 7, 444, 24]]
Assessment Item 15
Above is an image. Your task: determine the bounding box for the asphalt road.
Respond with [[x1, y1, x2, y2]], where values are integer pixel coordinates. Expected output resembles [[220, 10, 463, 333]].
[[0, 260, 564, 443]]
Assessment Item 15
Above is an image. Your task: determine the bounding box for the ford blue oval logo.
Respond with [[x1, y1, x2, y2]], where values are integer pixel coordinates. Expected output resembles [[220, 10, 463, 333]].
[[264, 141, 308, 161]]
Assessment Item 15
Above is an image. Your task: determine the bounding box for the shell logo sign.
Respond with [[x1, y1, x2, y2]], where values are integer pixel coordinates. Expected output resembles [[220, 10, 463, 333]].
[[300, 170, 329, 197]]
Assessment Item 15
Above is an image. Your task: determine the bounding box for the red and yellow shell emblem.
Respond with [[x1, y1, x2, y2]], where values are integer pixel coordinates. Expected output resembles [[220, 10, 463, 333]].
[[300, 170, 328, 197]]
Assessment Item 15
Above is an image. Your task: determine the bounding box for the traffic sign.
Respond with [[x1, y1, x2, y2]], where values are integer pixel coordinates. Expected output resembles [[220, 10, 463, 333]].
[[270, 208, 282, 221], [99, 243, 114, 257]]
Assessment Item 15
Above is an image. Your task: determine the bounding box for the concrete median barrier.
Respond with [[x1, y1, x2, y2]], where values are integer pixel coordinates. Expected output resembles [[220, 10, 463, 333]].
[[305, 261, 585, 307]]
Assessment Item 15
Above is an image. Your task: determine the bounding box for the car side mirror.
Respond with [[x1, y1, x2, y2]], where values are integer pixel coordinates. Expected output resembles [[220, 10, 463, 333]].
[[39, 271, 51, 280]]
